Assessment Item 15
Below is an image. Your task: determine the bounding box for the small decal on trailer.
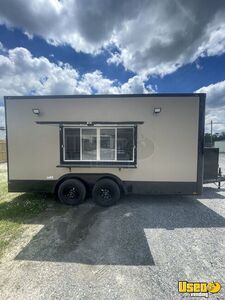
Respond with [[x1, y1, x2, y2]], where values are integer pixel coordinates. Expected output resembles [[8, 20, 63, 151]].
[[46, 176, 54, 179]]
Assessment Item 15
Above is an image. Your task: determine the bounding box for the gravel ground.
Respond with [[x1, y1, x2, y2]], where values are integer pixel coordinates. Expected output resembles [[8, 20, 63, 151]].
[[0, 156, 225, 300]]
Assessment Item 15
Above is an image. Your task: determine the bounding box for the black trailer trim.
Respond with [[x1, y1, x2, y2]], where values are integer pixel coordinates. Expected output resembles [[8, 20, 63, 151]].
[[59, 125, 63, 167], [8, 180, 56, 193], [196, 94, 206, 194], [8, 179, 198, 195], [5, 93, 205, 100], [124, 181, 198, 195]]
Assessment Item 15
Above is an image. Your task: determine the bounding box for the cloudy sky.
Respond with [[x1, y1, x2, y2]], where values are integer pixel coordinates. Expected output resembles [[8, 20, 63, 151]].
[[0, 0, 225, 132]]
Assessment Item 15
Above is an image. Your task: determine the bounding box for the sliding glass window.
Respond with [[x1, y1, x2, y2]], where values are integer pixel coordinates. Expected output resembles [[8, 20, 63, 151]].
[[63, 126, 135, 163]]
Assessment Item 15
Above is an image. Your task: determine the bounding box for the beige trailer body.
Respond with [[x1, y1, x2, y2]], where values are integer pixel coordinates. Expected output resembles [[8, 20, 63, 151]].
[[5, 94, 205, 196]]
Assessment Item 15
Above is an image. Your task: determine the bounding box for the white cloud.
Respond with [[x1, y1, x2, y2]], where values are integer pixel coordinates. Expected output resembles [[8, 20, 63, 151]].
[[0, 46, 152, 97], [119, 75, 155, 94], [0, 45, 154, 126], [0, 0, 225, 76], [195, 12, 225, 58], [107, 52, 122, 66], [0, 41, 7, 53], [113, 2, 225, 76], [196, 80, 225, 133], [0, 47, 79, 97]]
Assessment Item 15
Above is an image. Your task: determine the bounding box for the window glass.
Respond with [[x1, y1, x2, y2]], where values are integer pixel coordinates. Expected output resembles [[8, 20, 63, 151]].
[[117, 128, 134, 161], [65, 128, 80, 160], [100, 129, 115, 160], [82, 128, 97, 160]]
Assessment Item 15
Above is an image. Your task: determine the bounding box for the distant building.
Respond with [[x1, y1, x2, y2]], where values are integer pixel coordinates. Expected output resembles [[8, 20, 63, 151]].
[[215, 140, 225, 153]]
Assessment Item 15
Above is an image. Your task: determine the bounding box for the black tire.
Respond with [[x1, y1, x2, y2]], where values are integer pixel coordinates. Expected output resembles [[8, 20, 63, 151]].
[[92, 178, 120, 207], [57, 179, 86, 206]]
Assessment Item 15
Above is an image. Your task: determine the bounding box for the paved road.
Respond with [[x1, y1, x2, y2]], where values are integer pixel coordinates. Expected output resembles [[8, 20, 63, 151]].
[[0, 160, 225, 299]]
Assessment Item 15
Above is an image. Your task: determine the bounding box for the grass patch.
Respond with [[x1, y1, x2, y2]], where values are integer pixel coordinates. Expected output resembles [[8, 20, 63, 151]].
[[0, 163, 48, 258]]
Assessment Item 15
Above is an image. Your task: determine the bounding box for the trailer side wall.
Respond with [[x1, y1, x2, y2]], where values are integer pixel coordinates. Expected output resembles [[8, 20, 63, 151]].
[[5, 95, 204, 194]]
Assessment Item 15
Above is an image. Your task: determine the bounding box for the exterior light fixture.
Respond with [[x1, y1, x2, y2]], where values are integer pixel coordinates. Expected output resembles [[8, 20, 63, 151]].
[[153, 107, 161, 114], [32, 108, 40, 116]]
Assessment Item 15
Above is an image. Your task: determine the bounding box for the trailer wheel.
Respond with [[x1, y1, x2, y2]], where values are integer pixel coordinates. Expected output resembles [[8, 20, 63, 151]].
[[92, 178, 120, 207], [57, 179, 86, 206]]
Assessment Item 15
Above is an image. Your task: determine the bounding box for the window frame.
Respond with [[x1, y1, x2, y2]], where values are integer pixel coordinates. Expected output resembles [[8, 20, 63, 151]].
[[60, 125, 137, 167]]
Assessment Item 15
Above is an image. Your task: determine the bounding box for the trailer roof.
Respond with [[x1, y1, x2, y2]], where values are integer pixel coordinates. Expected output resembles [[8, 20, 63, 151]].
[[4, 93, 206, 100]]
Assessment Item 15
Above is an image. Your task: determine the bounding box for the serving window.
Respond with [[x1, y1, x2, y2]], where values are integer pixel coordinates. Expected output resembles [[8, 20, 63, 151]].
[[61, 126, 137, 166]]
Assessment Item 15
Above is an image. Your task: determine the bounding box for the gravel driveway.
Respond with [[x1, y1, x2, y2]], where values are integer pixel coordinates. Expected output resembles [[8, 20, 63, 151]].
[[0, 157, 225, 299]]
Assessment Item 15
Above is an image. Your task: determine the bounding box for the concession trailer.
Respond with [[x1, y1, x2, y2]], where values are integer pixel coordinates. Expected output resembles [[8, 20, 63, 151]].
[[4, 94, 205, 206]]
